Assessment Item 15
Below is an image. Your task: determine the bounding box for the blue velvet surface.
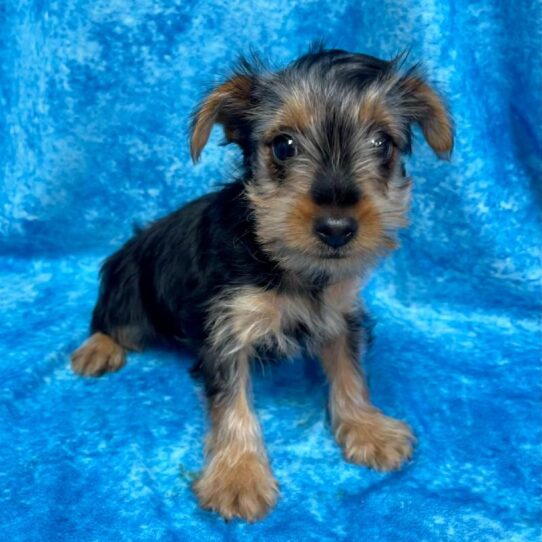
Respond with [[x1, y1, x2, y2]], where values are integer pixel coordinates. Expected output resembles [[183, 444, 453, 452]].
[[1, 1, 541, 540]]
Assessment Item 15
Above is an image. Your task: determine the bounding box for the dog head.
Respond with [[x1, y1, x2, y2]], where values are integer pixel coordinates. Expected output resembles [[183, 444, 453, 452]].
[[190, 46, 453, 280]]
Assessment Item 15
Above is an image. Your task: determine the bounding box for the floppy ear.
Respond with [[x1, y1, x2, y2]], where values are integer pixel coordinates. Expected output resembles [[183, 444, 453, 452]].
[[190, 75, 254, 162], [398, 75, 454, 158]]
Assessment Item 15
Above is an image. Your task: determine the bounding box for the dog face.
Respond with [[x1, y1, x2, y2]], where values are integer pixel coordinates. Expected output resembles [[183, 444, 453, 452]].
[[191, 48, 453, 280]]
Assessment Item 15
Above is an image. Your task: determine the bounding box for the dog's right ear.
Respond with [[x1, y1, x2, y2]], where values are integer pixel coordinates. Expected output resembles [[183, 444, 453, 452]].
[[190, 75, 255, 162]]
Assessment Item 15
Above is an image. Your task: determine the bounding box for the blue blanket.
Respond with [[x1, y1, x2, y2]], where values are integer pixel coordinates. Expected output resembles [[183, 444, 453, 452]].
[[1, 1, 540, 540]]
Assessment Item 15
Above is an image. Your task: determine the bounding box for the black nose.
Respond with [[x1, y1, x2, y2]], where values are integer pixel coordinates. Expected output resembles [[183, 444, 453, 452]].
[[314, 217, 358, 249]]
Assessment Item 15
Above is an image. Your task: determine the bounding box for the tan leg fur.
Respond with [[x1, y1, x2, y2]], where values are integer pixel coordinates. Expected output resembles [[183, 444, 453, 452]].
[[71, 332, 126, 377], [320, 333, 414, 471], [193, 355, 278, 521]]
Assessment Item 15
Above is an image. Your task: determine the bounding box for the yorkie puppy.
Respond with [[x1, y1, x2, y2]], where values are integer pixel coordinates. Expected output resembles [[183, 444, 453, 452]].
[[72, 46, 453, 521]]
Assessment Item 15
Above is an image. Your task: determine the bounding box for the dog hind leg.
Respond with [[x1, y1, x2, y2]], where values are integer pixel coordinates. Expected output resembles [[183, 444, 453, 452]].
[[72, 241, 152, 377]]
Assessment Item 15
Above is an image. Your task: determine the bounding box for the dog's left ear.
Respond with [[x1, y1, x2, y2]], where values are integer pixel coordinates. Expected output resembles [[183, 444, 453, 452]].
[[190, 75, 254, 162], [398, 75, 454, 159]]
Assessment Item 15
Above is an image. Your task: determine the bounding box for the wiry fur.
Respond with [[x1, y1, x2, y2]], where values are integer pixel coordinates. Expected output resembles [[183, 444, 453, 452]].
[[71, 45, 453, 522]]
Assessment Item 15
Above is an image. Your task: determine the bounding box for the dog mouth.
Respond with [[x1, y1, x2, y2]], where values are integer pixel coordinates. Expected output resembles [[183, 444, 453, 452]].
[[316, 242, 353, 260], [320, 252, 348, 260], [304, 243, 353, 261], [276, 243, 351, 264]]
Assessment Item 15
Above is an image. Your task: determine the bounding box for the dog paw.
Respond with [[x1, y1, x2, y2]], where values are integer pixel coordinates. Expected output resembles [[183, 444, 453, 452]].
[[194, 452, 278, 522], [71, 333, 125, 377], [335, 409, 414, 471]]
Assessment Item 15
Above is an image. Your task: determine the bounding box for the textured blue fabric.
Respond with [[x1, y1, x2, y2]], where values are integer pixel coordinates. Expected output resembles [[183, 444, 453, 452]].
[[1, 1, 541, 540]]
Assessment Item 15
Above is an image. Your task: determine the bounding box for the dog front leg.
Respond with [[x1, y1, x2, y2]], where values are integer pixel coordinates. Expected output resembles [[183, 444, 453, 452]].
[[319, 323, 414, 471], [193, 348, 278, 521]]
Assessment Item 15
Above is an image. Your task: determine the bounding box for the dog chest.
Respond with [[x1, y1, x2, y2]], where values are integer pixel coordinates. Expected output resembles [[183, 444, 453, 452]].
[[207, 280, 359, 357]]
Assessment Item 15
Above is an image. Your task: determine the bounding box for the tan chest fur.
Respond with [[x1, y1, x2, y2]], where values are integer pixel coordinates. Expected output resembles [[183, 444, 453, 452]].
[[207, 278, 361, 358]]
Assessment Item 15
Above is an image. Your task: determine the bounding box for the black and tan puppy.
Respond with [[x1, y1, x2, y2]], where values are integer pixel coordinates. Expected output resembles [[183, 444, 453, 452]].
[[72, 46, 453, 521]]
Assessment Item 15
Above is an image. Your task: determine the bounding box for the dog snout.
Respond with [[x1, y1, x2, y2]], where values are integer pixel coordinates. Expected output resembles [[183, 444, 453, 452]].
[[314, 216, 358, 249]]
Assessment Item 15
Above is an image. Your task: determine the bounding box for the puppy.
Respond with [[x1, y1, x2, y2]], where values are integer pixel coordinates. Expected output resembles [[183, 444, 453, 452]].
[[72, 46, 453, 521]]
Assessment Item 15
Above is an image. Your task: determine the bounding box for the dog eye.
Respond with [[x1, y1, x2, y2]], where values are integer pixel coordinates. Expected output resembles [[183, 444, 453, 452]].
[[370, 134, 393, 161], [271, 134, 297, 162]]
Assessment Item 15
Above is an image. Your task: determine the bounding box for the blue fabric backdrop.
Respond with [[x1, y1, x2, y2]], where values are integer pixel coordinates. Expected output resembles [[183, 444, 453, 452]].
[[1, 1, 541, 540]]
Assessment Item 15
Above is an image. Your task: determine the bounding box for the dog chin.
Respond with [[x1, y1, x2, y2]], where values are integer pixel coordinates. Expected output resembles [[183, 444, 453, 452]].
[[266, 242, 368, 281], [319, 252, 348, 260], [284, 251, 362, 278]]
